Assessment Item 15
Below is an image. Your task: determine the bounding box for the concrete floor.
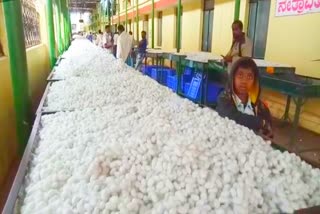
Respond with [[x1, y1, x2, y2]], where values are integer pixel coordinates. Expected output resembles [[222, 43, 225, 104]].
[[272, 119, 320, 168], [0, 120, 319, 212]]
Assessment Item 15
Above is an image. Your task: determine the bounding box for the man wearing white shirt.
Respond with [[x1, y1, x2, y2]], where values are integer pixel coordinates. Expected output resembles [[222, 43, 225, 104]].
[[103, 25, 113, 54], [95, 30, 104, 48], [116, 25, 132, 62]]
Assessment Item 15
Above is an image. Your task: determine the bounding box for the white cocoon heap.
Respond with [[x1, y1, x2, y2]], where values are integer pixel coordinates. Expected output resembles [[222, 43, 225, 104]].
[[21, 39, 320, 214]]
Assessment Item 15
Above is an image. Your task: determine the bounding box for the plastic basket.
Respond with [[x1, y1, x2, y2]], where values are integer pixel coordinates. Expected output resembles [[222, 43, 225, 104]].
[[167, 75, 178, 92], [186, 75, 224, 103], [183, 82, 191, 94], [161, 68, 176, 85], [184, 66, 194, 75], [151, 68, 158, 80]]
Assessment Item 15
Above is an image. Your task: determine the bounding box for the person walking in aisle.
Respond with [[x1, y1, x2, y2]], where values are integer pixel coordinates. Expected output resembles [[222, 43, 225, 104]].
[[116, 25, 132, 62], [103, 25, 114, 54], [95, 30, 104, 48]]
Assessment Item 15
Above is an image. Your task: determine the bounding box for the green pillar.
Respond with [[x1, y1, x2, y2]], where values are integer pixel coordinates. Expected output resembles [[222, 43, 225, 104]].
[[3, 0, 32, 155], [136, 0, 139, 41], [118, 0, 120, 25], [62, 0, 67, 50], [234, 0, 241, 20], [61, 0, 66, 50], [56, 0, 63, 54], [125, 0, 128, 31], [151, 0, 154, 48], [46, 0, 57, 68], [176, 0, 182, 53], [67, 9, 72, 46]]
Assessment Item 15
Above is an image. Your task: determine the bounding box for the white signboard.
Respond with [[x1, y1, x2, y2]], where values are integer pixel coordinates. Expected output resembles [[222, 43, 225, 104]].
[[276, 0, 320, 16]]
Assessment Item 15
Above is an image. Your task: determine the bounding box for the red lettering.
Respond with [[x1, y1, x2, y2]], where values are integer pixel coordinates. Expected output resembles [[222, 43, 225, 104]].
[[314, 0, 320, 8], [287, 0, 292, 11], [292, 0, 305, 12], [278, 0, 287, 12], [305, 0, 314, 10]]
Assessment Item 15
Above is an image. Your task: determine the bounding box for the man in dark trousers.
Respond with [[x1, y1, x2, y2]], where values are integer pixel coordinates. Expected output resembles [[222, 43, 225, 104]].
[[135, 31, 148, 71]]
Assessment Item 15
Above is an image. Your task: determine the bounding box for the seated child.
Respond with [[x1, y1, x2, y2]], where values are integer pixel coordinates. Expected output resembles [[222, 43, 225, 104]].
[[216, 57, 273, 139]]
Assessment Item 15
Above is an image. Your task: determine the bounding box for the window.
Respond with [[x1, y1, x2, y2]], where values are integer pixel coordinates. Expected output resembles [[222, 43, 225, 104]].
[[21, 0, 41, 48], [247, 0, 271, 59], [157, 12, 162, 46], [202, 0, 214, 52]]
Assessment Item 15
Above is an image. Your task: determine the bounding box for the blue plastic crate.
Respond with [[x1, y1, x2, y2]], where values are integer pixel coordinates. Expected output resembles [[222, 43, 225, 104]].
[[141, 65, 149, 75], [142, 65, 159, 77], [184, 66, 194, 75], [186, 76, 224, 103], [143, 66, 175, 84], [181, 74, 193, 92], [167, 75, 177, 92], [183, 82, 190, 94], [166, 68, 176, 76], [151, 68, 158, 80], [161, 68, 176, 85]]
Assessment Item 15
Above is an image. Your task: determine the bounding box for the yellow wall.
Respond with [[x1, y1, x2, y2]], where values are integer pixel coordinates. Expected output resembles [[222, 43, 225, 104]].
[[265, 2, 320, 78], [0, 56, 18, 188], [0, 3, 18, 189], [261, 1, 320, 133], [161, 7, 175, 51], [0, 2, 51, 190], [212, 0, 249, 54], [26, 45, 51, 112], [181, 0, 202, 52]]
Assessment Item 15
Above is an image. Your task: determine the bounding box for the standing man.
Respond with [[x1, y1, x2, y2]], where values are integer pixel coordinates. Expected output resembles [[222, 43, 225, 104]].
[[95, 30, 104, 48], [87, 32, 93, 43], [113, 29, 119, 57], [103, 25, 114, 54], [223, 20, 253, 73], [116, 25, 132, 62], [135, 31, 148, 71]]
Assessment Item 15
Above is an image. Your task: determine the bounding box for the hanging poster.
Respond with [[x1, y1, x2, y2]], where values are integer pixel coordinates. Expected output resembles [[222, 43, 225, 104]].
[[276, 0, 320, 16]]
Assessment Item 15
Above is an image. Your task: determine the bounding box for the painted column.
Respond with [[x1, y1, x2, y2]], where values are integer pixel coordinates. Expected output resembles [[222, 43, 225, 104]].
[[46, 0, 57, 67], [56, 0, 63, 54], [3, 0, 32, 154], [151, 0, 154, 48], [125, 0, 128, 30], [136, 0, 139, 41], [234, 0, 241, 20], [176, 0, 182, 52]]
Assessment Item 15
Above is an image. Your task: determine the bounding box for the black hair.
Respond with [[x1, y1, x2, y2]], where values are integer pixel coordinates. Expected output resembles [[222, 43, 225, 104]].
[[129, 31, 133, 35], [231, 57, 258, 80], [105, 25, 110, 29], [232, 20, 243, 30], [98, 30, 102, 34], [118, 25, 125, 32]]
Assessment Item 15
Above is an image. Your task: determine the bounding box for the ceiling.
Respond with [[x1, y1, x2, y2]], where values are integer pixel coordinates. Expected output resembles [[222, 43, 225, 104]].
[[69, 0, 100, 12]]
